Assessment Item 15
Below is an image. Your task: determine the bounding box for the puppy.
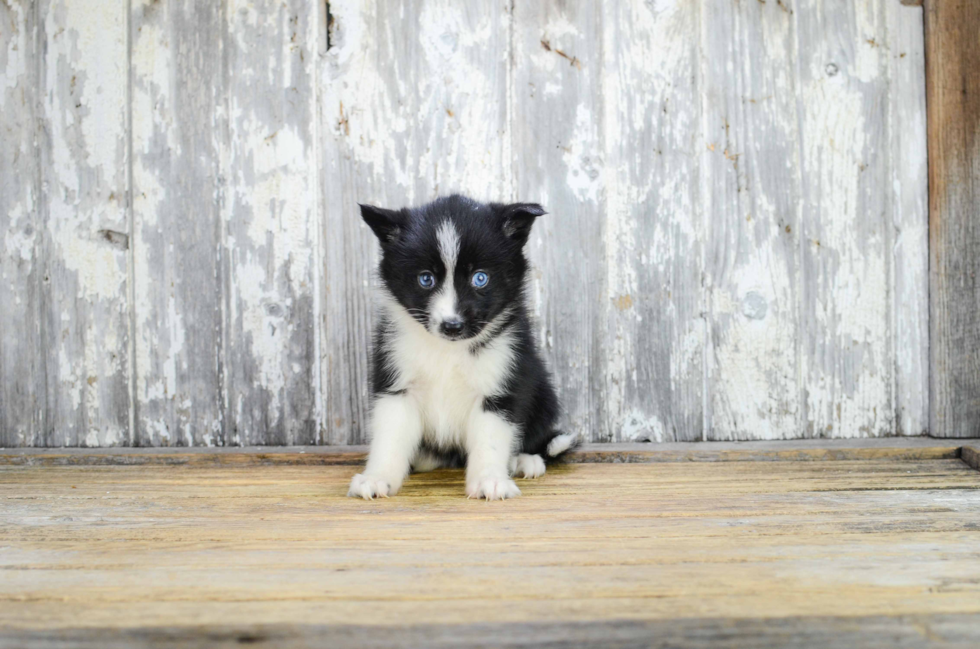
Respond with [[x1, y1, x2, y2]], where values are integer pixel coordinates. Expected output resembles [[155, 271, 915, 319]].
[[348, 195, 578, 500]]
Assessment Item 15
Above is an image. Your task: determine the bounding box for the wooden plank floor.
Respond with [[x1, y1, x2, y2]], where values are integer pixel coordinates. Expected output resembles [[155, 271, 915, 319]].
[[1, 441, 979, 648]]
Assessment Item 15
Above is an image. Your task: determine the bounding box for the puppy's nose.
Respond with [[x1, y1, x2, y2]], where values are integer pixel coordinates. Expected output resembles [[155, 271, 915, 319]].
[[440, 319, 465, 336]]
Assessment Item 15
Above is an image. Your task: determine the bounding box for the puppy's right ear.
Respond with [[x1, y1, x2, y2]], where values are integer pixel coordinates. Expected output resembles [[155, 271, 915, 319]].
[[359, 204, 405, 244]]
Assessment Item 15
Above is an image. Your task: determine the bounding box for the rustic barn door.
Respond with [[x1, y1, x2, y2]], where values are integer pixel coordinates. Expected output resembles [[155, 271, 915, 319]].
[[0, 0, 931, 446]]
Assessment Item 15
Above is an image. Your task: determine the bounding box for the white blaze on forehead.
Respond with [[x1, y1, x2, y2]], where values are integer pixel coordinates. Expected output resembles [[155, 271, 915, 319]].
[[436, 220, 460, 271], [430, 220, 461, 330]]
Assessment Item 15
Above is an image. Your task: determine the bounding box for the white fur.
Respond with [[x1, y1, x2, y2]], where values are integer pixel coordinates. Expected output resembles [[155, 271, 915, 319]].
[[348, 394, 423, 498], [465, 407, 521, 500], [411, 449, 446, 473], [429, 221, 461, 334], [381, 291, 516, 437], [436, 220, 460, 270], [348, 473, 391, 499], [349, 291, 520, 500], [510, 453, 546, 479], [547, 432, 579, 457]]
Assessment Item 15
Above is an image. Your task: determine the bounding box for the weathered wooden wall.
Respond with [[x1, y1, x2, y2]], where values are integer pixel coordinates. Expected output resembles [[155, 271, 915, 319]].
[[0, 0, 938, 446], [925, 0, 980, 439]]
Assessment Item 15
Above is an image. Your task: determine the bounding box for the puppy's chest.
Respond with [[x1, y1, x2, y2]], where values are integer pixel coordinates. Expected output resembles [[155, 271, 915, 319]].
[[388, 328, 514, 431]]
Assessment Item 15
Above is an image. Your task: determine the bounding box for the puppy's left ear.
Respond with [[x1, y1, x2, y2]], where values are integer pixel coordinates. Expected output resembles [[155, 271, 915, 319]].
[[493, 202, 547, 245]]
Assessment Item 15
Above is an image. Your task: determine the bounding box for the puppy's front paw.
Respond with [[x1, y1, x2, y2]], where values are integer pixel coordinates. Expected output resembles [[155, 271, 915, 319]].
[[467, 475, 521, 501], [348, 473, 394, 500], [511, 453, 546, 479]]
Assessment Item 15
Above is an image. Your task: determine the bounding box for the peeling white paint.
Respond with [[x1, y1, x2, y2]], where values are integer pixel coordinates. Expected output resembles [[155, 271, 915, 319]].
[[886, 0, 929, 436], [563, 104, 603, 204], [32, 0, 132, 445], [4, 217, 34, 263], [621, 409, 668, 443], [3, 0, 930, 446], [53, 231, 126, 300]]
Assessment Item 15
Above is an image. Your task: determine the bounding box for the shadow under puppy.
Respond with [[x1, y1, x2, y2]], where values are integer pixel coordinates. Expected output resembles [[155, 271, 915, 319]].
[[349, 195, 578, 500]]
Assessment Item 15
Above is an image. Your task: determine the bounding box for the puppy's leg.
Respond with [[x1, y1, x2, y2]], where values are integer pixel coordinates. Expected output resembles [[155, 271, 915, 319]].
[[465, 409, 521, 500], [509, 453, 546, 479], [348, 395, 422, 499]]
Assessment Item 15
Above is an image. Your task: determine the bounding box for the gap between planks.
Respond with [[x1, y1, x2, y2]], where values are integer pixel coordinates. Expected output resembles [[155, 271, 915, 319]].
[[0, 438, 977, 470], [2, 614, 980, 649]]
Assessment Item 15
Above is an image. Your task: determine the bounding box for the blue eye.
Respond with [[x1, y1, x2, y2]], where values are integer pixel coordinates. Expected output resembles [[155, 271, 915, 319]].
[[418, 272, 435, 289], [471, 271, 489, 288]]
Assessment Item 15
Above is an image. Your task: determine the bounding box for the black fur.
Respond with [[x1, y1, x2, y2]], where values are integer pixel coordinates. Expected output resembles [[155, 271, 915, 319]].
[[361, 194, 564, 461]]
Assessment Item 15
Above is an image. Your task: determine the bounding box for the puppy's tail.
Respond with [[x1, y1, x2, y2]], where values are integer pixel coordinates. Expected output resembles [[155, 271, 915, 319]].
[[545, 431, 583, 462]]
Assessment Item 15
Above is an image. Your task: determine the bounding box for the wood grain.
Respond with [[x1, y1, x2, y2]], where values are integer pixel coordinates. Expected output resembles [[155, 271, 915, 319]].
[[223, 0, 320, 445], [4, 614, 980, 649], [0, 438, 968, 467], [37, 0, 132, 446], [962, 446, 980, 471], [888, 0, 929, 436], [1, 454, 978, 643], [130, 0, 225, 446], [701, 0, 801, 440], [926, 0, 980, 438], [601, 0, 704, 442], [796, 0, 893, 438], [0, 0, 41, 447]]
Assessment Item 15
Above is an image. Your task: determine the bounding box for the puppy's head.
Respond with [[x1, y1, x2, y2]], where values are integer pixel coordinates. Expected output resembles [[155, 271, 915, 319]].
[[360, 195, 545, 342]]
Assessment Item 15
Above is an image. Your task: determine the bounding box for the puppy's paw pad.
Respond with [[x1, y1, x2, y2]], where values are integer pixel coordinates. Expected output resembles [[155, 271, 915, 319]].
[[467, 476, 521, 501], [348, 473, 391, 500]]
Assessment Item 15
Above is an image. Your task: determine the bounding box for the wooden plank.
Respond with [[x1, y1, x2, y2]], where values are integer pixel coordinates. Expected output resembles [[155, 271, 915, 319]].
[[0, 438, 963, 466], [130, 0, 224, 446], [318, 0, 512, 443], [962, 446, 980, 472], [223, 0, 319, 445], [512, 2, 604, 441], [0, 448, 368, 467], [701, 0, 802, 440], [599, 0, 703, 442], [4, 460, 977, 495], [796, 0, 894, 438], [0, 1, 41, 446], [888, 0, 929, 436], [565, 443, 962, 465], [0, 459, 978, 638], [4, 613, 980, 649], [926, 0, 980, 438], [37, 0, 131, 446]]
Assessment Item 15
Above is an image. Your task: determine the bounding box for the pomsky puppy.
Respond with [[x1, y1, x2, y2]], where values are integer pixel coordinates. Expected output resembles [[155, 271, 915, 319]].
[[348, 195, 578, 500]]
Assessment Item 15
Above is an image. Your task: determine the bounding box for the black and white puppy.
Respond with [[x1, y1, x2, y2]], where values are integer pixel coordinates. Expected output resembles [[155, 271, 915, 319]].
[[348, 195, 577, 500]]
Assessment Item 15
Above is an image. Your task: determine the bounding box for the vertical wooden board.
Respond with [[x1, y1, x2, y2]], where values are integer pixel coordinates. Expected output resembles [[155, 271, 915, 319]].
[[0, 1, 40, 446], [600, 0, 703, 442], [796, 0, 893, 438], [224, 0, 319, 445], [37, 0, 131, 446], [926, 0, 980, 438], [131, 0, 224, 446], [512, 1, 603, 441], [319, 0, 511, 444], [701, 0, 802, 440], [886, 0, 928, 436]]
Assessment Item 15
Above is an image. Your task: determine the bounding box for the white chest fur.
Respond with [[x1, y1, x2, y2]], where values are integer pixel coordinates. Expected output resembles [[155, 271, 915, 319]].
[[384, 306, 515, 446]]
